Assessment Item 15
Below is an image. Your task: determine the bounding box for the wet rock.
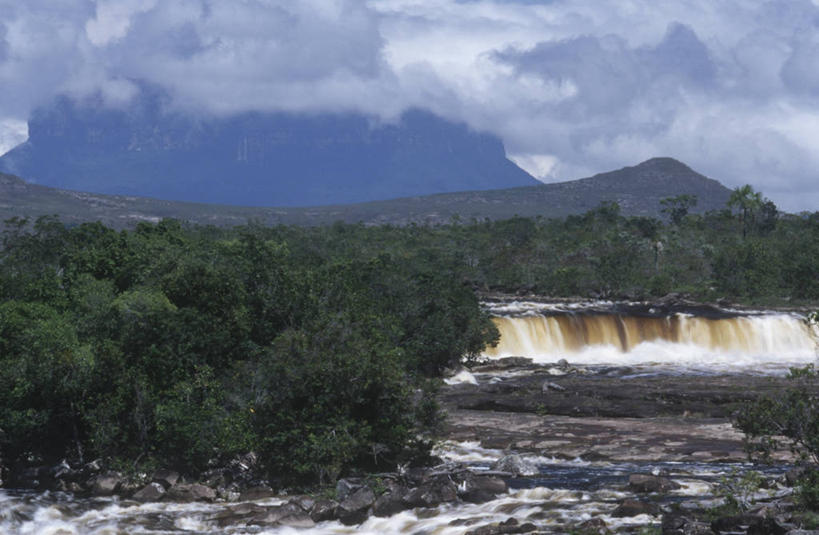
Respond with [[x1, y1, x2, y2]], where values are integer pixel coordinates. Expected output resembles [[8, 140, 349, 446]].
[[277, 511, 316, 528], [89, 471, 123, 496], [661, 512, 714, 535], [403, 474, 458, 509], [246, 503, 308, 527], [629, 474, 681, 493], [291, 495, 316, 512], [456, 473, 508, 504], [373, 490, 408, 517], [542, 381, 566, 392], [465, 517, 538, 535], [336, 477, 364, 501], [132, 482, 166, 502], [612, 498, 660, 517], [309, 499, 339, 522], [152, 469, 180, 489], [337, 486, 375, 525], [167, 482, 217, 502], [211, 503, 267, 527], [491, 454, 539, 477], [786, 531, 819, 535]]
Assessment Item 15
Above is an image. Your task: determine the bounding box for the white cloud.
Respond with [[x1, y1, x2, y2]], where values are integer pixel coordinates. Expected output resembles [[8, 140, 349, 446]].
[[1, 0, 819, 210]]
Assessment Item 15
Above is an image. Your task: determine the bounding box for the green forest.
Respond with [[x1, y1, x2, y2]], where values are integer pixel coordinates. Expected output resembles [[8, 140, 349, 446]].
[[1, 186, 818, 488]]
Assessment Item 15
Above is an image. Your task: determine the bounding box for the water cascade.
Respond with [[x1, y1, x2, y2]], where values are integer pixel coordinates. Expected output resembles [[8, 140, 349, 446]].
[[484, 304, 817, 370]]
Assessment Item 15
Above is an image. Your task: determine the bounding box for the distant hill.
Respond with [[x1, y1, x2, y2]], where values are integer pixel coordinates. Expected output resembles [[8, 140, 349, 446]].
[[0, 158, 734, 229], [0, 95, 538, 206]]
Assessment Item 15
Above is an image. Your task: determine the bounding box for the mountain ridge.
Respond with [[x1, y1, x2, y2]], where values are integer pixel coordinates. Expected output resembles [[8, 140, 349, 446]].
[[0, 157, 734, 229]]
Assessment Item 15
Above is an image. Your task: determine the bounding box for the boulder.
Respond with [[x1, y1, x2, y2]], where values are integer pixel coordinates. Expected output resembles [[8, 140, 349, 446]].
[[457, 473, 508, 504], [309, 499, 339, 523], [167, 482, 217, 502], [132, 482, 166, 502], [403, 474, 458, 509], [89, 471, 123, 496], [336, 477, 364, 502], [628, 474, 681, 493], [373, 491, 408, 517], [337, 486, 375, 525], [491, 455, 539, 477], [152, 469, 180, 489], [211, 503, 267, 527], [611, 499, 660, 517]]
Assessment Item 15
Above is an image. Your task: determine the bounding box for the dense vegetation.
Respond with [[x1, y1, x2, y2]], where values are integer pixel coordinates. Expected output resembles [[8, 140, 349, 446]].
[[0, 217, 497, 486], [0, 184, 817, 488]]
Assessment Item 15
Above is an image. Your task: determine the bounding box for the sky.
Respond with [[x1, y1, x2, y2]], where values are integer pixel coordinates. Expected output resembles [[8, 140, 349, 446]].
[[1, 0, 818, 211]]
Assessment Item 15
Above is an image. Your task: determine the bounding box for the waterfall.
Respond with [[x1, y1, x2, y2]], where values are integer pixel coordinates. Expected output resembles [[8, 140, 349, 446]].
[[483, 304, 818, 370]]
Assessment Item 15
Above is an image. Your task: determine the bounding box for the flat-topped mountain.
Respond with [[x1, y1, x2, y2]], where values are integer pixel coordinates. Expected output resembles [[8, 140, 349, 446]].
[[0, 158, 734, 229], [0, 96, 538, 206]]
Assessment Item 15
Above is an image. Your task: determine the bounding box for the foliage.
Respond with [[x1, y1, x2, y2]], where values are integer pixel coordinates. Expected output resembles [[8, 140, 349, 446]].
[[0, 216, 498, 486], [660, 194, 697, 225], [735, 364, 819, 465], [0, 185, 817, 486]]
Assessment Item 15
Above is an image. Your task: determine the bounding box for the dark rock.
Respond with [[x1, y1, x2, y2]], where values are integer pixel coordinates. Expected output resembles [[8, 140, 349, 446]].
[[403, 474, 458, 509], [152, 469, 180, 489], [746, 516, 790, 535], [167, 483, 217, 502], [491, 455, 538, 477], [337, 487, 375, 525], [132, 482, 166, 502], [245, 503, 305, 526], [465, 517, 538, 535], [629, 474, 681, 493], [373, 491, 408, 517], [51, 460, 79, 482], [611, 499, 660, 517], [291, 495, 316, 512], [89, 471, 123, 496], [309, 499, 338, 523], [277, 511, 316, 528], [456, 473, 508, 504], [542, 381, 566, 392], [710, 514, 760, 533], [661, 512, 714, 535], [211, 503, 267, 527], [335, 477, 363, 502]]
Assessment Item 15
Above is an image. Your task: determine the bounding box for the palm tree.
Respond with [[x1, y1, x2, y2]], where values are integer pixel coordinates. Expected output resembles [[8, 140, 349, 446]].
[[728, 184, 762, 238]]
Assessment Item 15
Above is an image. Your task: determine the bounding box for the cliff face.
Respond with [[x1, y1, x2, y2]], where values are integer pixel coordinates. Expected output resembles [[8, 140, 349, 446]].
[[0, 96, 538, 207]]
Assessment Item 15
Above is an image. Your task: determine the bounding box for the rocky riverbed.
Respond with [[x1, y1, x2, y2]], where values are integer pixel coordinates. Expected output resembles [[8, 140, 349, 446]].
[[2, 356, 816, 534]]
